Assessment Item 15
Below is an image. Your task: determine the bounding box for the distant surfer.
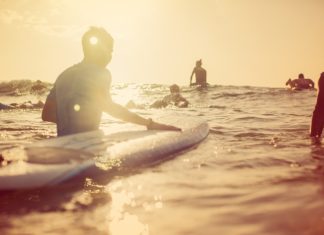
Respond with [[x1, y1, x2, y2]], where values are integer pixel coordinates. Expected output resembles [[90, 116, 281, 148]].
[[190, 59, 207, 88], [125, 84, 189, 109], [42, 26, 181, 136], [0, 101, 44, 110], [310, 72, 324, 139], [150, 84, 189, 108], [285, 73, 315, 90]]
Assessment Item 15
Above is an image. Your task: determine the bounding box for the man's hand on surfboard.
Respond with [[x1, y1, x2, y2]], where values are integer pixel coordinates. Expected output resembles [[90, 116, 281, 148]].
[[146, 118, 181, 131]]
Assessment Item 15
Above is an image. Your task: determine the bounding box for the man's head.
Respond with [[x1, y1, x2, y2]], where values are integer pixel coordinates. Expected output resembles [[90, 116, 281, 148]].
[[298, 73, 305, 79], [82, 27, 114, 67], [196, 59, 202, 67], [169, 84, 180, 94]]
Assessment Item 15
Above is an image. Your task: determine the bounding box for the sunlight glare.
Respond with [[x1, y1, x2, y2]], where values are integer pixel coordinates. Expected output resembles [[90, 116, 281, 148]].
[[111, 84, 144, 106], [74, 104, 80, 111], [108, 180, 149, 235], [90, 36, 98, 45]]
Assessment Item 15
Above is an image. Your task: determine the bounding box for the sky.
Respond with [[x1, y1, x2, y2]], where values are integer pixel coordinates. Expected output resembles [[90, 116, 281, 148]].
[[0, 0, 323, 87]]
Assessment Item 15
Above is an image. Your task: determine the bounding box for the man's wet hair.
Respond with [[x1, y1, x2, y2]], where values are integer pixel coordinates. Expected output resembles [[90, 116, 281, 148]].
[[82, 26, 114, 57]]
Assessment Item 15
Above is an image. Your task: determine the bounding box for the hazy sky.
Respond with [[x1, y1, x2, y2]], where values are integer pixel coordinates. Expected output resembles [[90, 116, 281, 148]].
[[0, 0, 323, 87]]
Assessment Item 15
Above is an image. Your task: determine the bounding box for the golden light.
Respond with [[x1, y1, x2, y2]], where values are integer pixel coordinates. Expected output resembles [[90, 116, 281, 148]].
[[74, 104, 80, 111], [111, 84, 144, 107], [90, 36, 98, 45], [108, 180, 149, 235]]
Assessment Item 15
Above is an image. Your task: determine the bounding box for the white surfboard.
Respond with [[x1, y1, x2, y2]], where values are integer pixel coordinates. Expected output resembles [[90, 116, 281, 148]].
[[0, 115, 209, 190]]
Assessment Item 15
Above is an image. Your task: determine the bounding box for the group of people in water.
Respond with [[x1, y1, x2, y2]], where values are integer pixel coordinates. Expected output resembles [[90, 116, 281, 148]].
[[40, 27, 212, 136], [1, 26, 323, 140], [42, 27, 183, 136], [126, 60, 207, 109]]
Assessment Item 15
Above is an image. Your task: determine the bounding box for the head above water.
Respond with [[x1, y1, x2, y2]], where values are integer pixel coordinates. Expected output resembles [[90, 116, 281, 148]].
[[298, 73, 305, 79], [169, 84, 180, 93], [82, 26, 114, 67]]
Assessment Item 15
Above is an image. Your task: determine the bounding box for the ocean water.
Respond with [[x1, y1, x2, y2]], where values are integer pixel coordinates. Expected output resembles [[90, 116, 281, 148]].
[[1, 80, 324, 235]]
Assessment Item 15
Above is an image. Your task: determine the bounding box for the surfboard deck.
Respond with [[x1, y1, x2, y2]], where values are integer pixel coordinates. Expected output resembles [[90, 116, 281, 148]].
[[0, 115, 209, 190]]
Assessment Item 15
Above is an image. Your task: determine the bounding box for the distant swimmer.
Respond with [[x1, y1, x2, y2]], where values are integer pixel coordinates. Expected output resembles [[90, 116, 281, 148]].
[[190, 59, 207, 87], [310, 72, 324, 138], [285, 73, 315, 90], [31, 80, 48, 94], [150, 84, 189, 109], [0, 101, 44, 110], [42, 26, 180, 136]]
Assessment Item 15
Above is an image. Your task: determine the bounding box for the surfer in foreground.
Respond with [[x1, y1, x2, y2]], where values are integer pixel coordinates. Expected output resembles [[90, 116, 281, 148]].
[[285, 73, 315, 90], [190, 59, 207, 88], [310, 72, 324, 140], [42, 26, 181, 136]]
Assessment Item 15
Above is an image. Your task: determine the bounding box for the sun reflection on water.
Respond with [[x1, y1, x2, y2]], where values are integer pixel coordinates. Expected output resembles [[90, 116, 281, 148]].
[[107, 180, 149, 235], [111, 84, 145, 106]]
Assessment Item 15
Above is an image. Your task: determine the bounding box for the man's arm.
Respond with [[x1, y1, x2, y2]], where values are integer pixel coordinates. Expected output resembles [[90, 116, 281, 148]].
[[309, 79, 315, 88], [42, 88, 57, 123], [285, 78, 291, 86], [292, 79, 298, 88], [104, 100, 181, 131], [190, 68, 195, 85], [179, 95, 189, 107], [100, 73, 180, 131]]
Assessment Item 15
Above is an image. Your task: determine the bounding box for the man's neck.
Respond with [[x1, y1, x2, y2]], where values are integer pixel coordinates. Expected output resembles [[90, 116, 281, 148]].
[[82, 57, 106, 68]]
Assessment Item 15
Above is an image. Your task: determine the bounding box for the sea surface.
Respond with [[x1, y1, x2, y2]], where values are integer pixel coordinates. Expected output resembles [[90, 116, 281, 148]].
[[1, 80, 324, 235]]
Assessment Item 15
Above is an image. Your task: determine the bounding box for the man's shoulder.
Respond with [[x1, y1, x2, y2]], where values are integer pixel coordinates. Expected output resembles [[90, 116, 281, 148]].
[[162, 94, 172, 102], [54, 63, 111, 91], [96, 67, 111, 85], [62, 63, 111, 79], [79, 62, 111, 76], [84, 63, 111, 80]]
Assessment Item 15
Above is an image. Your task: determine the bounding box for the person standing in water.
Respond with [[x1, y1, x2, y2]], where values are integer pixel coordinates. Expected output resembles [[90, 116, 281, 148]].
[[42, 26, 180, 136], [190, 59, 207, 87], [310, 72, 324, 138]]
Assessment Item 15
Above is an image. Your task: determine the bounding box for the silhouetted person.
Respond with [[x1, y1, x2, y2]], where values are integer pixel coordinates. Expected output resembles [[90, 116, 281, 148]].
[[310, 72, 324, 138], [42, 26, 180, 136], [190, 59, 207, 87], [286, 73, 314, 90], [150, 84, 189, 108]]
